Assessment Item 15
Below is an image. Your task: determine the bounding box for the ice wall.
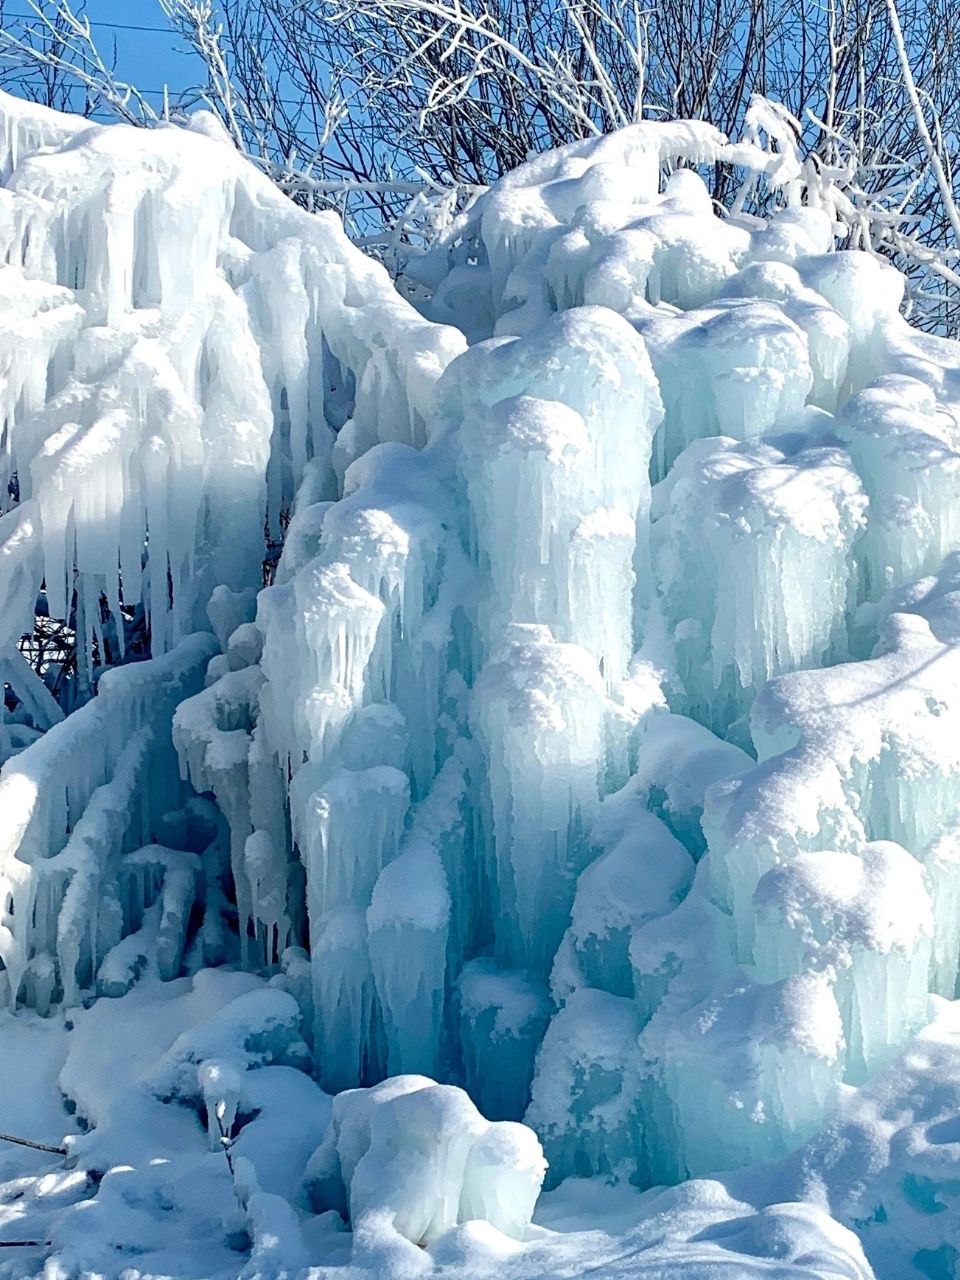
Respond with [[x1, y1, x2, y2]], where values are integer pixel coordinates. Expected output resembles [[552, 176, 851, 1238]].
[[0, 633, 217, 1007], [0, 88, 464, 1013], [6, 86, 960, 1224], [412, 100, 960, 1187], [0, 90, 463, 680]]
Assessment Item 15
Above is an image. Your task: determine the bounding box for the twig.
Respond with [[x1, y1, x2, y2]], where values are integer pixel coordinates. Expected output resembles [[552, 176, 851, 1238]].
[[0, 1131, 66, 1156], [884, 0, 960, 248]]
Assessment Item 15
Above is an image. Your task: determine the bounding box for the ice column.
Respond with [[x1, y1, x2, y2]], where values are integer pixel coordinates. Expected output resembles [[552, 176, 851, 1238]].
[[753, 842, 933, 1082], [459, 394, 635, 686], [654, 438, 867, 735], [292, 764, 409, 1085], [173, 663, 265, 963], [647, 972, 844, 1177], [838, 377, 960, 599], [568, 810, 693, 999], [470, 625, 605, 977], [644, 301, 813, 481], [257, 560, 386, 776], [445, 306, 663, 672], [367, 845, 450, 1078]]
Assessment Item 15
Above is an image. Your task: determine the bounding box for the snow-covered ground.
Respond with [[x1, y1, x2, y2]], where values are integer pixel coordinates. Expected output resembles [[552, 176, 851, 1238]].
[[0, 981, 877, 1280], [2, 89, 960, 1277]]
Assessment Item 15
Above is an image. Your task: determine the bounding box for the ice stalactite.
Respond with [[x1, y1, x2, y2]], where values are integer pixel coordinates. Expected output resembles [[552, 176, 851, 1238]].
[[716, 261, 852, 412], [259, 561, 387, 778], [457, 958, 552, 1122], [0, 83, 463, 683], [0, 84, 467, 1036], [707, 609, 960, 957], [0, 632, 215, 1006], [653, 437, 867, 736], [309, 906, 384, 1092], [470, 626, 605, 979], [795, 251, 905, 396], [643, 302, 815, 482], [294, 767, 409, 1087], [458, 393, 635, 687], [367, 845, 450, 1079], [639, 591, 960, 1176], [445, 307, 663, 670], [243, 830, 291, 972], [295, 765, 410, 916]]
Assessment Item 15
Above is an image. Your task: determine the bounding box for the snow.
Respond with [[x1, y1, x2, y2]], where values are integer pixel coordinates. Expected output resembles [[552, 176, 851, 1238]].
[[7, 84, 960, 1280], [319, 1079, 546, 1245]]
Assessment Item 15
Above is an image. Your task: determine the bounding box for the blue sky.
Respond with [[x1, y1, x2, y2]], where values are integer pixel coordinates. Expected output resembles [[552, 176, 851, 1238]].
[[89, 0, 199, 97], [4, 1, 203, 116]]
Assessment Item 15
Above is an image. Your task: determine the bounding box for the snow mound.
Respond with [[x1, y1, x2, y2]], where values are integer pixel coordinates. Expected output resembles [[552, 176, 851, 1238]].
[[307, 1075, 546, 1244]]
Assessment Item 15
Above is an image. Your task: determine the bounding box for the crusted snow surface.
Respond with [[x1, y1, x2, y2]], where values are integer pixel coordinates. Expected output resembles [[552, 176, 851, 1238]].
[[6, 89, 960, 1279]]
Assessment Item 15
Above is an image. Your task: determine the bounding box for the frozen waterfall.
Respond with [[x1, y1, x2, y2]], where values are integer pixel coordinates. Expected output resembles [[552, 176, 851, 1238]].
[[3, 87, 960, 1280]]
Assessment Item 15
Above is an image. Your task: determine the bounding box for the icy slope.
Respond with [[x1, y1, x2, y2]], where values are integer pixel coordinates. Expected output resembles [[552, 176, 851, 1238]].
[[2, 89, 960, 1278]]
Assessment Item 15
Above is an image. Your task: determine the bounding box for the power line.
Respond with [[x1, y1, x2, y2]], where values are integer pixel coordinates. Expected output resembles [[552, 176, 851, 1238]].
[[121, 86, 310, 105], [16, 75, 315, 111], [51, 87, 315, 109], [1, 10, 180, 34], [1, 10, 319, 111]]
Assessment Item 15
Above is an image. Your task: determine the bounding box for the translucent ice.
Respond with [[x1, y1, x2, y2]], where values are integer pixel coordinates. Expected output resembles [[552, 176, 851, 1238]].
[[754, 842, 933, 1081], [568, 809, 693, 998], [654, 436, 867, 733], [12, 88, 960, 1271], [368, 844, 450, 1078], [470, 625, 605, 976], [645, 971, 843, 1177], [457, 958, 552, 1121]]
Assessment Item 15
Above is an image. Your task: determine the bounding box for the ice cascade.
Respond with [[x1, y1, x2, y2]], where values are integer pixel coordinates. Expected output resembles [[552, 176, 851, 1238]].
[[6, 91, 960, 1280]]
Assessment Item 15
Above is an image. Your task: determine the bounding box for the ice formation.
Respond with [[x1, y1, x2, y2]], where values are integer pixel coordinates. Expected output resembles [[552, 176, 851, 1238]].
[[307, 1075, 546, 1244], [6, 85, 960, 1279], [653, 436, 867, 734]]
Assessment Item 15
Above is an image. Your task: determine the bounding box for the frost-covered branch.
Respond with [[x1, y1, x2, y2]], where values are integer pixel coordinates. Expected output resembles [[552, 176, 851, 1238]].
[[737, 93, 960, 329], [2, 0, 960, 328], [882, 0, 960, 250], [0, 0, 160, 122]]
